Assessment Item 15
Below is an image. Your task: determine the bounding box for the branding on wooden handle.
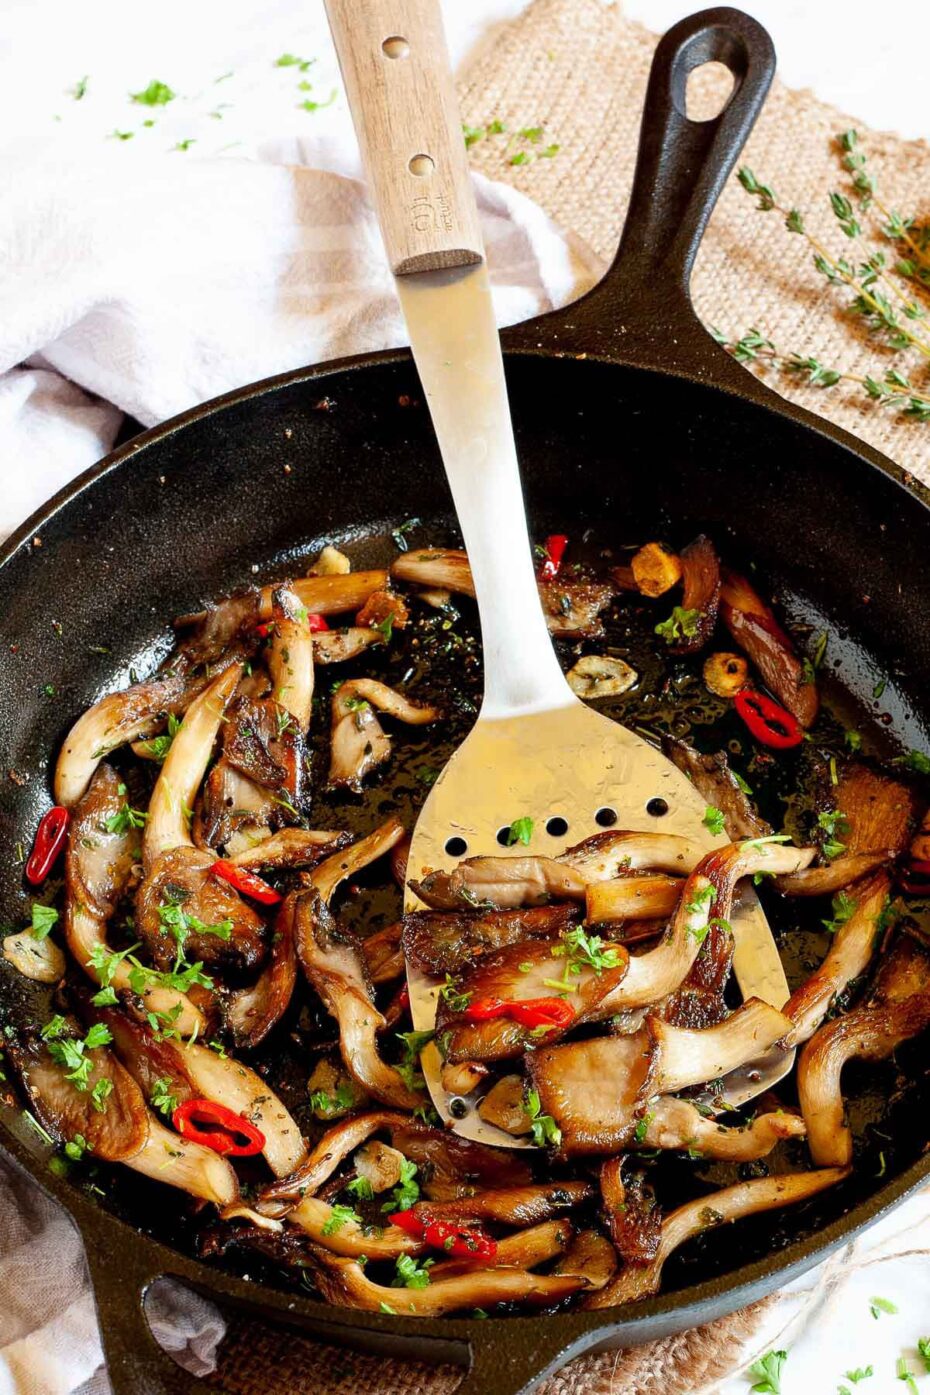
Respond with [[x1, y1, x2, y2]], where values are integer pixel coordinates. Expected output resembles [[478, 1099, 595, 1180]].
[[411, 191, 453, 234]]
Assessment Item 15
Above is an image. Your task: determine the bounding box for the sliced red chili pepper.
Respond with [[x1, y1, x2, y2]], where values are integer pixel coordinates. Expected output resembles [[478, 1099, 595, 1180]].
[[210, 859, 282, 905], [899, 860, 930, 895], [463, 995, 575, 1031], [172, 1098, 265, 1157], [395, 983, 410, 1014], [734, 687, 803, 750], [25, 806, 70, 886], [305, 613, 329, 633], [537, 533, 569, 581], [255, 622, 273, 639], [389, 1210, 497, 1260]]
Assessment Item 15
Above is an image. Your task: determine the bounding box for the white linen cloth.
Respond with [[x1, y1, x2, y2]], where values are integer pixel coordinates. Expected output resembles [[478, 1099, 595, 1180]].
[[0, 3, 928, 1394]]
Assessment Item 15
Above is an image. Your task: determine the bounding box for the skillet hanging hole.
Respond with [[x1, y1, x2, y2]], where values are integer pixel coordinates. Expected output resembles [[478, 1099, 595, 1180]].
[[408, 153, 435, 177], [646, 797, 670, 818], [546, 816, 568, 837], [595, 806, 618, 827], [684, 60, 736, 123], [445, 836, 468, 858], [382, 35, 410, 59]]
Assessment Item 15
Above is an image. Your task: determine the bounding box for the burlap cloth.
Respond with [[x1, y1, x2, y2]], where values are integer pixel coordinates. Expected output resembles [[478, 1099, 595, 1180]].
[[201, 3, 930, 1391]]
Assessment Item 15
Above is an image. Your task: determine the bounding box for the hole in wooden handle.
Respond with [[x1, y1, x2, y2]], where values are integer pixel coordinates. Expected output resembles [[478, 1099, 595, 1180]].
[[408, 153, 434, 177], [382, 35, 410, 59]]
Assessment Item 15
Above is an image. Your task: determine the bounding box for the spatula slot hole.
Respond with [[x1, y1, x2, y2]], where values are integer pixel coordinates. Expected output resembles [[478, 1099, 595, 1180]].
[[595, 806, 617, 827], [448, 1096, 469, 1119], [546, 816, 568, 837], [646, 797, 670, 818], [445, 836, 468, 857], [496, 825, 513, 846]]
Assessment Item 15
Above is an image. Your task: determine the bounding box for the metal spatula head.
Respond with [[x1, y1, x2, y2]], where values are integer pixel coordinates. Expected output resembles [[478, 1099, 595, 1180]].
[[404, 700, 793, 1147]]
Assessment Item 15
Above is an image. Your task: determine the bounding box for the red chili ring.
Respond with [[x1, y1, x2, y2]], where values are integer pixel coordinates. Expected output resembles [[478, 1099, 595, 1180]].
[[25, 806, 70, 886]]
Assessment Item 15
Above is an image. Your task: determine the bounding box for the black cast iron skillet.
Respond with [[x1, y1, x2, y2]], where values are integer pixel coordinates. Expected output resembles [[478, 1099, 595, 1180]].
[[2, 9, 930, 1394]]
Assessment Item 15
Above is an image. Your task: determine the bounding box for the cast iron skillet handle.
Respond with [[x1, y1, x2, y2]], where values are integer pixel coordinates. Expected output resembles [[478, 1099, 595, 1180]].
[[452, 1322, 603, 1395], [82, 1226, 225, 1395], [503, 6, 775, 378]]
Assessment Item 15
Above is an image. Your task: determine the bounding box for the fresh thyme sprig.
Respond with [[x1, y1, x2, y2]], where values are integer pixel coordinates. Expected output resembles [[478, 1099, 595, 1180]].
[[737, 167, 930, 360], [711, 327, 930, 422], [838, 130, 930, 289]]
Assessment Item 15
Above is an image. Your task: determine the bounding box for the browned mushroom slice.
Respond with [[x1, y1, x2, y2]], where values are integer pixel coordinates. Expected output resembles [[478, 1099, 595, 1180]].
[[649, 999, 792, 1094], [55, 670, 188, 808], [284, 1199, 426, 1260], [585, 1170, 848, 1308], [328, 680, 441, 792], [196, 757, 280, 858], [661, 737, 771, 840], [783, 870, 890, 1047], [410, 856, 586, 911], [391, 548, 475, 596], [596, 840, 814, 1014], [130, 1115, 239, 1205], [313, 628, 383, 665], [305, 1246, 587, 1314], [798, 934, 930, 1166], [295, 891, 421, 1110], [267, 584, 314, 733], [6, 1023, 149, 1162], [527, 1031, 657, 1156], [65, 766, 205, 1038], [228, 828, 349, 870], [435, 933, 629, 1064], [388, 1120, 533, 1201], [599, 1157, 661, 1266], [226, 892, 298, 1049], [360, 921, 405, 985], [551, 1229, 618, 1291], [356, 587, 409, 631], [310, 818, 407, 906], [94, 1004, 194, 1112], [658, 918, 734, 1029], [145, 662, 243, 869], [409, 1181, 593, 1228], [136, 845, 267, 976], [476, 1074, 532, 1136], [258, 1110, 410, 1216], [430, 1219, 574, 1279], [223, 694, 303, 799], [776, 765, 916, 895], [539, 581, 614, 638], [559, 830, 708, 880], [635, 1096, 805, 1159], [586, 874, 684, 924], [402, 903, 580, 976], [720, 569, 818, 728], [259, 570, 389, 621], [671, 536, 720, 655], [172, 587, 263, 671]]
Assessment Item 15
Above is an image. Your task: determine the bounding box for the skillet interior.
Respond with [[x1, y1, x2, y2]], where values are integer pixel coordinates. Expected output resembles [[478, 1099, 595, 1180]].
[[1, 350, 929, 1319]]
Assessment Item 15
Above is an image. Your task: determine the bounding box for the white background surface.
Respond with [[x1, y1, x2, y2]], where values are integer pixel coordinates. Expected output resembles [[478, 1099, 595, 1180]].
[[0, 4, 929, 1394]]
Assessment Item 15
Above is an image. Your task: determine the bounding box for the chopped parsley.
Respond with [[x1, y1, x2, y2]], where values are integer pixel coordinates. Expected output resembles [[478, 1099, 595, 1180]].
[[41, 1018, 113, 1100], [130, 80, 175, 107], [897, 1357, 918, 1395], [845, 729, 862, 753], [817, 809, 850, 860], [918, 1339, 930, 1373], [345, 1175, 375, 1201], [633, 1112, 653, 1144], [439, 974, 471, 1013], [321, 1203, 361, 1236], [391, 518, 420, 551], [157, 892, 232, 963], [551, 926, 621, 975], [394, 1030, 432, 1094], [392, 1254, 433, 1289], [309, 1081, 357, 1117], [373, 612, 395, 644], [29, 903, 59, 940], [382, 1158, 420, 1213], [844, 1367, 873, 1383], [138, 713, 181, 762], [733, 770, 754, 796], [654, 606, 700, 644], [64, 1133, 88, 1161], [151, 1077, 179, 1118], [747, 1348, 787, 1395], [703, 805, 726, 836], [506, 816, 534, 846], [274, 53, 315, 72], [105, 784, 148, 834], [524, 1088, 561, 1148], [900, 750, 930, 775], [822, 891, 857, 935], [873, 678, 887, 699], [869, 1294, 898, 1319]]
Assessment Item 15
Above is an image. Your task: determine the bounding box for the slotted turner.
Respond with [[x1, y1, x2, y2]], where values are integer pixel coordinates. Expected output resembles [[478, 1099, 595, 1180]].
[[324, 0, 792, 1145]]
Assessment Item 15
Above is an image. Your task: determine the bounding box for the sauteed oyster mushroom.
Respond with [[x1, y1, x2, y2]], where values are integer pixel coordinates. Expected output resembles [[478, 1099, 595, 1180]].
[[7, 526, 930, 1318]]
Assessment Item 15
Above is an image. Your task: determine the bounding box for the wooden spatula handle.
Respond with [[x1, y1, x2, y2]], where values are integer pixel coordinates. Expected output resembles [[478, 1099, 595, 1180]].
[[324, 0, 484, 274]]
